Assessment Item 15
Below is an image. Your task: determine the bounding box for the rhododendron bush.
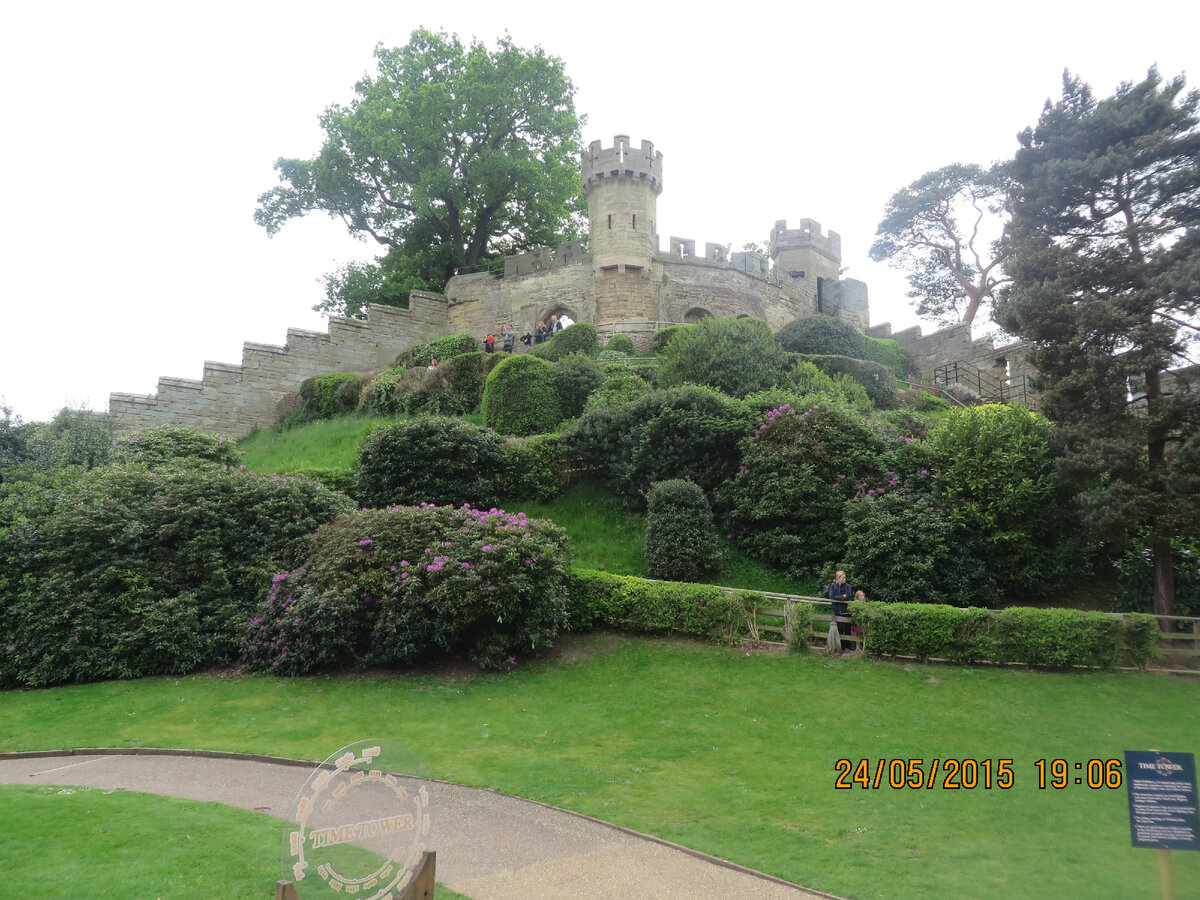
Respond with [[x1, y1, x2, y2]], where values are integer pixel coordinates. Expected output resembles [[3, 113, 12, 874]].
[[244, 503, 569, 673]]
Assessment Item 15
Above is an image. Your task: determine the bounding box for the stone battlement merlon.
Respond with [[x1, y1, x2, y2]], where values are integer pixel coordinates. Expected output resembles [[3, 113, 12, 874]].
[[769, 218, 842, 262], [581, 135, 663, 197]]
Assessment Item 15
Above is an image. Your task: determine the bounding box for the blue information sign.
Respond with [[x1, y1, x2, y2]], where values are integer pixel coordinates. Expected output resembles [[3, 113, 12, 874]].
[[1124, 751, 1200, 851]]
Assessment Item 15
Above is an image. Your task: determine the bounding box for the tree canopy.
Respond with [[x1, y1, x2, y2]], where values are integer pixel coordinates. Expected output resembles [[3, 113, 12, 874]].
[[256, 29, 585, 316], [870, 162, 1011, 326], [994, 68, 1200, 616]]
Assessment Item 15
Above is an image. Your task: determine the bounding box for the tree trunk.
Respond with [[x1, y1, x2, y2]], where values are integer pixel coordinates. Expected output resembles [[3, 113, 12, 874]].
[[1152, 526, 1175, 620]]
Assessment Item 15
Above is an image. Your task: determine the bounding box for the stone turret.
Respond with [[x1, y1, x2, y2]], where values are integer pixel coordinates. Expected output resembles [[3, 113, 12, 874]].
[[582, 135, 663, 274], [770, 218, 842, 283]]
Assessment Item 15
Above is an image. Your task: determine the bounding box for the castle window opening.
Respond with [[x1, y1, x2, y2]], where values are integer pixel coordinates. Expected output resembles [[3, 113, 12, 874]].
[[608, 214, 612, 229], [632, 214, 636, 229]]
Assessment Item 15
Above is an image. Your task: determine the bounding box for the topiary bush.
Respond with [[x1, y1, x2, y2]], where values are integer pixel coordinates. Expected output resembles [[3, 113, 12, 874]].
[[113, 425, 243, 470], [0, 466, 353, 686], [438, 351, 502, 414], [482, 354, 561, 436], [552, 353, 604, 419], [658, 317, 793, 398], [355, 417, 505, 509], [644, 479, 722, 582], [652, 324, 693, 353], [393, 332, 480, 368], [298, 372, 362, 420], [533, 322, 598, 361], [605, 333, 636, 354], [502, 434, 565, 502], [243, 503, 569, 672], [776, 316, 868, 359]]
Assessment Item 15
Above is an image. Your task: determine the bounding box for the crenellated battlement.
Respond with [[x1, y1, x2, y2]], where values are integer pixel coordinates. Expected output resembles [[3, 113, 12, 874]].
[[769, 218, 842, 262], [503, 240, 585, 277], [582, 135, 663, 196]]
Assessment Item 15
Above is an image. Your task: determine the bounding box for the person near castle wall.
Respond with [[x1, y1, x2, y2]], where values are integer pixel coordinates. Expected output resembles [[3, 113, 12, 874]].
[[502, 325, 515, 353], [535, 322, 548, 343], [520, 330, 532, 351], [485, 333, 495, 353], [426, 358, 438, 373], [550, 315, 561, 333], [559, 314, 574, 330]]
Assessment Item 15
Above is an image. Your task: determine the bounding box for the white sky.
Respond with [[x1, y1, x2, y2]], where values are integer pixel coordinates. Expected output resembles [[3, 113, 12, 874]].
[[1, 1, 1197, 422]]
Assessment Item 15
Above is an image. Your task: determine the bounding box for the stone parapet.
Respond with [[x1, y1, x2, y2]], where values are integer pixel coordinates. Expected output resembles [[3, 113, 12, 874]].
[[582, 135, 663, 197]]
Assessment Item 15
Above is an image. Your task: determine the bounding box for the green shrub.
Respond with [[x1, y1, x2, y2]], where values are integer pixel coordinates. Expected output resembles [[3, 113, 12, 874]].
[[584, 369, 653, 412], [853, 602, 996, 663], [658, 317, 793, 398], [552, 353, 604, 419], [502, 434, 565, 502], [840, 490, 997, 606], [716, 398, 889, 573], [482, 354, 561, 436], [652, 324, 693, 353], [0, 466, 353, 686], [927, 404, 1083, 599], [562, 385, 754, 507], [776, 316, 868, 359], [534, 322, 599, 361], [355, 417, 505, 509], [393, 332, 480, 368], [113, 426, 243, 470], [244, 504, 569, 672], [644, 480, 722, 582], [21, 407, 116, 472], [564, 568, 742, 640], [853, 602, 1157, 669], [796, 354, 898, 408], [596, 349, 626, 363], [298, 372, 362, 420], [864, 336, 920, 379], [605, 333, 636, 354], [438, 351, 501, 414]]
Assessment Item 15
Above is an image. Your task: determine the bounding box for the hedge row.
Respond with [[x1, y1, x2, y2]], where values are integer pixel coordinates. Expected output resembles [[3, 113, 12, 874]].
[[564, 568, 742, 641], [851, 601, 1158, 669]]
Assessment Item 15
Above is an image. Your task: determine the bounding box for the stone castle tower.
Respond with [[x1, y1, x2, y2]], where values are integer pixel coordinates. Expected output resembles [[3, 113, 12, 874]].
[[110, 133, 874, 436]]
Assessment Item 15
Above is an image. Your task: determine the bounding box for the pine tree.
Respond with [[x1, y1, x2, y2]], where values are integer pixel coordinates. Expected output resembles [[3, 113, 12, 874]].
[[995, 68, 1200, 616]]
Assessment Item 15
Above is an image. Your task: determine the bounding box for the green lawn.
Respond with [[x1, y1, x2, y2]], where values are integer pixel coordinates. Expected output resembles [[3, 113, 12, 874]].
[[0, 785, 470, 900], [3, 636, 1196, 899]]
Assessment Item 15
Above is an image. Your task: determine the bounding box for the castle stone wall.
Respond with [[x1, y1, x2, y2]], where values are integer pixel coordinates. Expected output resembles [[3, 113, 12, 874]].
[[657, 256, 818, 328], [109, 294, 448, 436]]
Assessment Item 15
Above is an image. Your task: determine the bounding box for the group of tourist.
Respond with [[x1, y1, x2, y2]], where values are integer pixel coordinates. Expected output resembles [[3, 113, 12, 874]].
[[484, 314, 574, 353]]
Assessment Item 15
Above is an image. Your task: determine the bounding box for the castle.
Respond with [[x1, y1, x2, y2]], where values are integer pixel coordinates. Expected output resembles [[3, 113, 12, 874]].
[[110, 135, 877, 437]]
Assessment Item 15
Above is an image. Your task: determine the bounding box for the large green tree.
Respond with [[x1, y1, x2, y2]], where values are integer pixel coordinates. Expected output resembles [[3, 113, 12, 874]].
[[256, 29, 585, 316], [994, 68, 1200, 617], [871, 162, 1011, 326]]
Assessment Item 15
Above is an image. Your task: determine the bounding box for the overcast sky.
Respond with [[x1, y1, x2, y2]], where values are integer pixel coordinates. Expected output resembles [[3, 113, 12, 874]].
[[2, 1, 1197, 422]]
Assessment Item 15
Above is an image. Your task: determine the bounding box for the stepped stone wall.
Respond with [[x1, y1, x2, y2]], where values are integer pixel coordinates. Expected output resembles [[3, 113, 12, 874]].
[[109, 294, 448, 437]]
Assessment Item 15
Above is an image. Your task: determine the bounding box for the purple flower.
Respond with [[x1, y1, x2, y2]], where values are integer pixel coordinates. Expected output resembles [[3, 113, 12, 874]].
[[358, 538, 374, 546]]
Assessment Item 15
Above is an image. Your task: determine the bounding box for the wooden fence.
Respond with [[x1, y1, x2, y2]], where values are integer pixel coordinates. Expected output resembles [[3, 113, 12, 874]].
[[718, 586, 1200, 670]]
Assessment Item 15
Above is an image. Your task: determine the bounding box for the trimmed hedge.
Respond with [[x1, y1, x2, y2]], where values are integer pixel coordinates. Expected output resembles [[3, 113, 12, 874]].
[[531, 322, 599, 361], [652, 324, 693, 353], [393, 332, 480, 368], [605, 333, 636, 354], [113, 425, 243, 470], [644, 479, 722, 582], [565, 568, 742, 640], [852, 601, 1158, 669], [776, 316, 867, 359], [502, 434, 565, 502], [298, 372, 362, 420], [482, 354, 561, 436], [355, 417, 506, 509]]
